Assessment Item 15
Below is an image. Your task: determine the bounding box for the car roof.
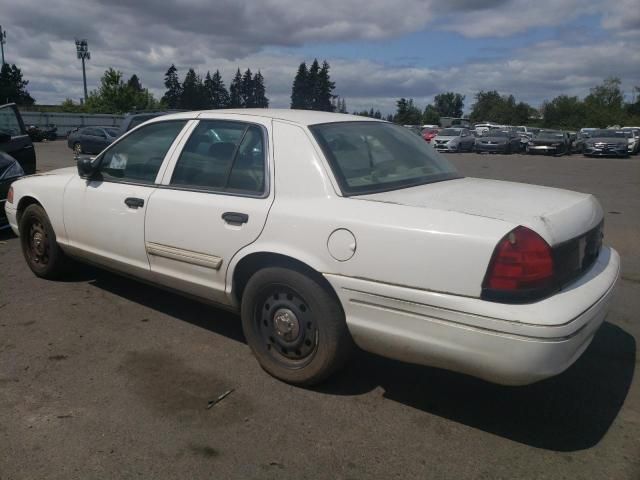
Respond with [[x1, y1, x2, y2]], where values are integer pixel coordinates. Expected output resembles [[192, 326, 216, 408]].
[[155, 109, 383, 127]]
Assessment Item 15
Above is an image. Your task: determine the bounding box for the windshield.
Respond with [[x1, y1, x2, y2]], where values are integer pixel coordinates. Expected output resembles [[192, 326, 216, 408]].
[[591, 129, 626, 138], [438, 129, 461, 136], [310, 122, 460, 196]]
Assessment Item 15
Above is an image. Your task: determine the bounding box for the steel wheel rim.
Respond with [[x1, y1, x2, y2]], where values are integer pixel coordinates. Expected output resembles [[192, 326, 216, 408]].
[[27, 219, 49, 266], [73, 143, 82, 154], [255, 285, 318, 368]]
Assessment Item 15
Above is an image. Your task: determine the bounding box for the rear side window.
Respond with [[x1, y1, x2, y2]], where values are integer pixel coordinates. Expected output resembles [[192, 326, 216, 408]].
[[171, 120, 266, 195], [99, 120, 186, 184]]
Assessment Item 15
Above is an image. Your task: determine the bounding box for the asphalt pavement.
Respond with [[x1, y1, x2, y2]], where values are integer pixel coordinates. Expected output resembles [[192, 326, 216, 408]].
[[1, 140, 638, 479]]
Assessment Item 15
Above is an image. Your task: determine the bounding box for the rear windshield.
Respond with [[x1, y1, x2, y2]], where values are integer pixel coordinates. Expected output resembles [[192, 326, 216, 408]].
[[310, 121, 460, 196]]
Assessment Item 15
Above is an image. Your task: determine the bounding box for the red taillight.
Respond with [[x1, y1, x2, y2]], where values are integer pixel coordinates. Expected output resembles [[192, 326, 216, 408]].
[[7, 186, 13, 204], [482, 226, 555, 300]]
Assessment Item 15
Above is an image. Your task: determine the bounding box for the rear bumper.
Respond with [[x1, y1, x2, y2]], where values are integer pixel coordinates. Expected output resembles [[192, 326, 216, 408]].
[[325, 247, 619, 385]]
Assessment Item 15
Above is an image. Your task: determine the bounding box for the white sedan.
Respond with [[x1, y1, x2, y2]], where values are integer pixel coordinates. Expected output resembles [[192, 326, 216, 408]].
[[4, 110, 619, 386]]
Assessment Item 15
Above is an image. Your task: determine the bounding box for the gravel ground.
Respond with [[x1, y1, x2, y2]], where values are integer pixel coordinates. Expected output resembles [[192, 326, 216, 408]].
[[0, 140, 638, 479]]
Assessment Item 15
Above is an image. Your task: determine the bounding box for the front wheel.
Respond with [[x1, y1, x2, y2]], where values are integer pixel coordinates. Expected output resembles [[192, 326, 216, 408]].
[[19, 204, 71, 279], [241, 267, 353, 386]]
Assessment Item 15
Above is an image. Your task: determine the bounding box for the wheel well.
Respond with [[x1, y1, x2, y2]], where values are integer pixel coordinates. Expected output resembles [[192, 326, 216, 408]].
[[16, 196, 42, 225], [232, 252, 339, 305]]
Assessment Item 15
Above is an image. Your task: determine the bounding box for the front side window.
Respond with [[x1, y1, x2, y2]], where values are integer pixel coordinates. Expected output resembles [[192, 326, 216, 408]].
[[170, 120, 266, 195], [310, 121, 460, 196], [98, 120, 186, 184]]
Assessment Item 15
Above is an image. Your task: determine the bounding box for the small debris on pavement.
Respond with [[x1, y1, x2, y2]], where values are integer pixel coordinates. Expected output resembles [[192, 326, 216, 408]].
[[206, 389, 234, 409]]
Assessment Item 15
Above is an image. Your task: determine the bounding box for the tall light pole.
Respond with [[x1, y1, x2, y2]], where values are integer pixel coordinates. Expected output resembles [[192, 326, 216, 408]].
[[0, 26, 7, 66], [75, 39, 90, 103]]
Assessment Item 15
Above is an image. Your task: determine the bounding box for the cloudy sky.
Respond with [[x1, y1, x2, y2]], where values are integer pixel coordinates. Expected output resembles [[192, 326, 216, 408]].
[[2, 0, 640, 113]]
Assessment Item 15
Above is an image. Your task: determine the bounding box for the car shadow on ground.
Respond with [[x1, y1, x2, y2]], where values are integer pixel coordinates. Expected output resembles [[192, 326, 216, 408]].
[[320, 321, 636, 452], [88, 268, 635, 453]]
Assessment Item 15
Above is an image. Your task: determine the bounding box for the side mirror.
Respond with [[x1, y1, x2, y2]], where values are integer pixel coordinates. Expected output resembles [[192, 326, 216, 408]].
[[0, 132, 11, 143], [77, 155, 97, 178]]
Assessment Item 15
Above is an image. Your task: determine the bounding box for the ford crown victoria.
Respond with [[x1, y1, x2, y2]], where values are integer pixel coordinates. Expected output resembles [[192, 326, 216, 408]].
[[4, 110, 619, 386]]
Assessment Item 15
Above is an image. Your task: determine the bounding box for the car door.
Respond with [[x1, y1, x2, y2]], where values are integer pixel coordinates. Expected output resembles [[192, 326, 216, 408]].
[[0, 103, 36, 174], [145, 118, 274, 304], [63, 119, 189, 278]]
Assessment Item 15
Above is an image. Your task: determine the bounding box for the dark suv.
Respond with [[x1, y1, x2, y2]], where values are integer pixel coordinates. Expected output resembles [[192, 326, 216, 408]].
[[0, 103, 36, 174]]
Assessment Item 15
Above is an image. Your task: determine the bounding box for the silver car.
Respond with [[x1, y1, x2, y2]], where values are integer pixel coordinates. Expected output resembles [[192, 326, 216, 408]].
[[432, 128, 475, 152]]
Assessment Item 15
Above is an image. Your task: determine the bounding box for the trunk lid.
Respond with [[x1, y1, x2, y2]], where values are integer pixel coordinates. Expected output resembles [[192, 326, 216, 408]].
[[357, 177, 603, 245]]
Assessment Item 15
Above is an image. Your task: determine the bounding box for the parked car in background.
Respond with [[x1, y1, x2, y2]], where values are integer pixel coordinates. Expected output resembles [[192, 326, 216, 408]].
[[571, 131, 592, 153], [26, 125, 45, 142], [67, 126, 121, 155], [526, 130, 571, 156], [4, 109, 619, 387], [433, 127, 475, 152], [0, 103, 36, 174], [119, 111, 183, 136], [0, 151, 25, 229], [421, 128, 439, 143], [42, 124, 58, 141], [474, 130, 522, 154], [621, 128, 639, 155], [515, 126, 540, 137], [583, 129, 630, 157], [473, 123, 501, 136]]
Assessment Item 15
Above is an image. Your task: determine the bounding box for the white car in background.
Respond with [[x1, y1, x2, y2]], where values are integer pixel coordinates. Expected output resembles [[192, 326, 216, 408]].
[[5, 110, 619, 386], [432, 127, 476, 152], [622, 127, 640, 154]]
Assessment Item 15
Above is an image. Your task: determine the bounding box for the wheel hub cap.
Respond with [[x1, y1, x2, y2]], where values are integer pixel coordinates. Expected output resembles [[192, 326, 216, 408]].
[[33, 232, 45, 255], [273, 308, 299, 341]]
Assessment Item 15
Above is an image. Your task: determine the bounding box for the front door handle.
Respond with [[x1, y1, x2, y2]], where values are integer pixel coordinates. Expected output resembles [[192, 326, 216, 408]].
[[222, 212, 249, 224], [125, 197, 144, 209]]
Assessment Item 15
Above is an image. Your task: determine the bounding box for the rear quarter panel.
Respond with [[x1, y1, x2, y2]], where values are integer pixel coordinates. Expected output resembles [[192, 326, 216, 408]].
[[227, 120, 515, 299]]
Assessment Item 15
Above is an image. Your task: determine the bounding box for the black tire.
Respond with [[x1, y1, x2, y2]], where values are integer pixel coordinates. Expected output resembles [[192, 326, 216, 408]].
[[19, 204, 71, 279], [241, 266, 353, 386]]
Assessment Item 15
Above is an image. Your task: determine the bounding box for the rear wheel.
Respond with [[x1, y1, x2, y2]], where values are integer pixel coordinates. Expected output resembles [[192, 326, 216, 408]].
[[19, 204, 71, 279], [241, 266, 353, 386]]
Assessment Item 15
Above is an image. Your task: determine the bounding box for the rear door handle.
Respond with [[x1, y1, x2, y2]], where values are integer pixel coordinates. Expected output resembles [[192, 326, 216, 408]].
[[222, 212, 249, 224], [124, 197, 144, 209]]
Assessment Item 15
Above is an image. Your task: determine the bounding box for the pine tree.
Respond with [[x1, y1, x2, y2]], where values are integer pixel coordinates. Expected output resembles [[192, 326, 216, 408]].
[[162, 64, 182, 109], [291, 62, 309, 109], [181, 68, 206, 110], [253, 71, 269, 108], [241, 68, 254, 107], [339, 98, 347, 114], [204, 70, 230, 109], [307, 59, 321, 110], [127, 74, 143, 93], [315, 61, 335, 111], [0, 63, 35, 105], [229, 68, 243, 108]]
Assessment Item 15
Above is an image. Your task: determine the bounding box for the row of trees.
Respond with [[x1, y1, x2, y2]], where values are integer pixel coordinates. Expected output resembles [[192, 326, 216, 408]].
[[541, 78, 640, 129], [290, 59, 336, 111], [3, 60, 640, 129], [390, 78, 640, 128], [163, 65, 268, 110]]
